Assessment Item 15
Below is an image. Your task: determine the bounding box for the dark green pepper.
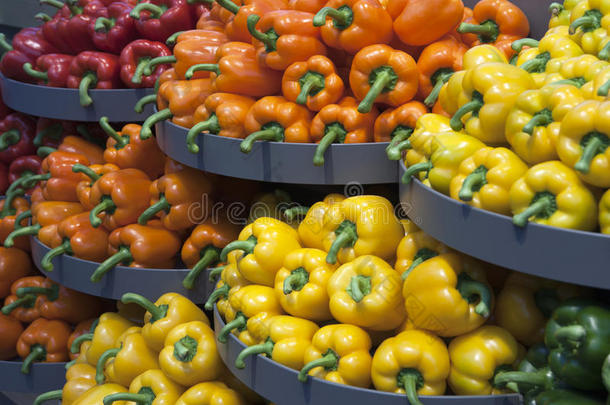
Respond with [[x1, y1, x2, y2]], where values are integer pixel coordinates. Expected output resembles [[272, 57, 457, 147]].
[[533, 389, 604, 405]]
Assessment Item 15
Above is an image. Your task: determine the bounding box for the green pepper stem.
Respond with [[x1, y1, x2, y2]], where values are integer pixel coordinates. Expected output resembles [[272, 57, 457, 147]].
[[16, 285, 58, 300], [23, 63, 48, 82], [550, 77, 586, 87], [424, 71, 453, 107], [0, 129, 21, 151], [458, 22, 495, 35], [103, 392, 154, 405], [33, 123, 62, 147], [21, 345, 46, 374], [138, 195, 170, 225], [247, 15, 276, 51], [574, 136, 605, 174], [78, 72, 97, 107], [513, 194, 555, 227], [397, 369, 424, 405], [134, 94, 157, 114], [599, 42, 610, 61], [549, 2, 563, 15], [523, 109, 553, 135], [121, 292, 166, 322], [458, 169, 487, 201], [39, 0, 64, 8], [401, 161, 433, 185], [236, 339, 274, 369], [220, 236, 257, 262], [457, 276, 492, 318], [34, 390, 62, 405], [182, 246, 220, 289], [37, 146, 56, 158], [3, 224, 41, 247], [186, 114, 221, 154], [346, 275, 371, 303], [72, 163, 100, 182], [326, 221, 357, 264], [598, 78, 610, 97], [386, 128, 413, 160], [570, 12, 600, 35], [15, 210, 32, 229], [216, 0, 241, 14], [512, 38, 539, 52], [313, 6, 351, 27], [0, 34, 13, 52], [358, 70, 394, 113], [96, 348, 119, 384], [520, 52, 551, 73], [283, 267, 309, 294], [90, 246, 133, 283], [204, 283, 230, 311], [65, 359, 76, 370], [1, 294, 36, 315], [1, 186, 25, 218], [218, 313, 246, 343], [283, 205, 309, 222], [401, 248, 438, 280], [90, 197, 116, 228], [130, 2, 164, 19], [70, 333, 93, 354], [494, 371, 549, 388], [100, 116, 129, 149], [554, 325, 586, 345], [313, 125, 346, 166], [141, 108, 172, 139], [165, 31, 184, 46], [185, 63, 220, 79], [94, 17, 114, 32], [296, 72, 325, 104], [450, 97, 483, 131], [209, 265, 225, 283], [35, 13, 52, 22], [298, 350, 339, 383], [131, 57, 152, 84], [41, 239, 71, 271], [142, 56, 176, 76], [240, 126, 284, 153]]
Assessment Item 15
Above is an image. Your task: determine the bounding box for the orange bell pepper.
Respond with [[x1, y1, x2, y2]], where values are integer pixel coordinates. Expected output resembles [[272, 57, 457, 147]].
[[247, 10, 327, 70], [313, 0, 393, 54], [349, 44, 418, 113], [0, 313, 23, 360], [137, 167, 214, 230], [310, 96, 377, 166], [16, 318, 71, 374], [417, 35, 468, 107], [289, 0, 326, 13], [241, 96, 312, 153], [40, 151, 90, 202], [187, 93, 255, 153], [90, 220, 182, 282], [2, 276, 45, 323], [0, 247, 33, 299], [101, 118, 165, 180], [216, 0, 288, 42], [0, 195, 31, 251], [88, 168, 152, 231], [282, 55, 344, 111], [67, 318, 96, 361], [453, 7, 478, 46], [374, 101, 427, 160], [39, 135, 104, 166], [173, 32, 229, 79], [387, 0, 464, 46], [73, 163, 120, 211]]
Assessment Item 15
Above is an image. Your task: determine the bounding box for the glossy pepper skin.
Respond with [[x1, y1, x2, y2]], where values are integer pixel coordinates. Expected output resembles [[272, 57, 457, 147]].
[[220, 217, 301, 286], [91, 2, 137, 54], [403, 253, 494, 337], [74, 163, 119, 210], [544, 299, 610, 391], [101, 118, 165, 180], [394, 221, 452, 279], [349, 44, 418, 113], [130, 0, 196, 43], [372, 330, 450, 405], [119, 40, 171, 88], [40, 150, 89, 202], [374, 101, 427, 161], [8, 155, 43, 191], [0, 28, 58, 82], [204, 261, 250, 312], [50, 135, 105, 165], [2, 276, 46, 323], [510, 161, 598, 230], [104, 368, 185, 404], [0, 313, 22, 360], [216, 0, 287, 43], [247, 11, 327, 71], [0, 194, 31, 251], [68, 319, 96, 361], [90, 221, 181, 282], [298, 324, 372, 387], [72, 383, 127, 405], [22, 54, 74, 87], [122, 292, 209, 351], [0, 113, 36, 164], [17, 318, 71, 374], [0, 248, 33, 298], [33, 363, 97, 405], [274, 248, 337, 321], [168, 31, 229, 80], [66, 52, 121, 107], [568, 0, 610, 56], [448, 325, 519, 395], [282, 55, 344, 111], [77, 312, 135, 366], [176, 382, 246, 405]]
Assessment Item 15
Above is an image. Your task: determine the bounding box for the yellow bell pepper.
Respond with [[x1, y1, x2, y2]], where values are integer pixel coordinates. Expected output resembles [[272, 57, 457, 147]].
[[176, 382, 245, 405], [510, 161, 598, 230], [505, 83, 585, 164], [159, 321, 222, 386], [235, 315, 319, 371], [327, 255, 406, 331], [220, 217, 301, 286], [296, 193, 346, 250], [34, 363, 97, 405], [73, 384, 127, 405], [543, 54, 609, 94], [462, 45, 508, 70], [205, 262, 250, 312], [549, 0, 582, 28], [394, 224, 452, 279], [402, 132, 486, 195], [97, 327, 159, 387], [556, 100, 610, 188], [589, 64, 610, 97], [600, 189, 610, 233], [449, 147, 528, 215], [495, 272, 586, 346], [372, 330, 450, 405], [568, 0, 610, 55], [298, 324, 372, 388], [403, 253, 493, 337], [71, 340, 91, 368], [448, 325, 519, 395], [121, 292, 209, 352], [439, 71, 469, 119], [103, 369, 184, 405], [316, 195, 404, 265], [218, 285, 284, 344], [450, 62, 535, 145]]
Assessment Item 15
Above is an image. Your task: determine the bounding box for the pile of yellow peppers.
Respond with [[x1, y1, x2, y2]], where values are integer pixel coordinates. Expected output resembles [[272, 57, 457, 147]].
[[33, 293, 264, 405], [400, 0, 610, 234], [207, 194, 592, 404]]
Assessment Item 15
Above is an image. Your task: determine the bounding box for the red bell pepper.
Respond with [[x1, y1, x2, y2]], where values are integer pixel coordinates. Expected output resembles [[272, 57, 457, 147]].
[[0, 88, 10, 121], [0, 162, 8, 195], [130, 0, 196, 42], [22, 54, 73, 87], [66, 51, 121, 107], [119, 39, 171, 88], [0, 50, 34, 83], [0, 27, 58, 62], [8, 156, 43, 195], [91, 2, 137, 54], [0, 113, 36, 164], [33, 118, 76, 148]]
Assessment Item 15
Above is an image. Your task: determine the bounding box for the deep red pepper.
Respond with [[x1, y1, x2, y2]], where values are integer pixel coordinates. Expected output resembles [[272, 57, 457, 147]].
[[66, 51, 122, 107], [9, 156, 43, 184], [0, 50, 34, 83], [91, 2, 137, 54], [119, 40, 171, 88], [0, 113, 36, 164], [5, 28, 58, 62], [0, 163, 8, 195], [22, 54, 74, 87], [130, 0, 196, 42], [0, 88, 10, 121], [33, 118, 76, 148]]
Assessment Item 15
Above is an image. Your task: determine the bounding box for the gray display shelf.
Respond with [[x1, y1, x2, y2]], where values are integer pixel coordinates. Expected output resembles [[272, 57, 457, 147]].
[[155, 119, 397, 185], [30, 236, 214, 303], [0, 361, 66, 393], [213, 307, 521, 405], [398, 162, 610, 290], [0, 73, 154, 122]]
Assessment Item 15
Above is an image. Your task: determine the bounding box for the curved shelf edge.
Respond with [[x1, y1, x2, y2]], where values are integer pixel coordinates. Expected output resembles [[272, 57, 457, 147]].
[[30, 236, 214, 302], [213, 307, 521, 405], [155, 119, 398, 185], [0, 361, 67, 393], [0, 73, 154, 122], [398, 162, 610, 290]]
